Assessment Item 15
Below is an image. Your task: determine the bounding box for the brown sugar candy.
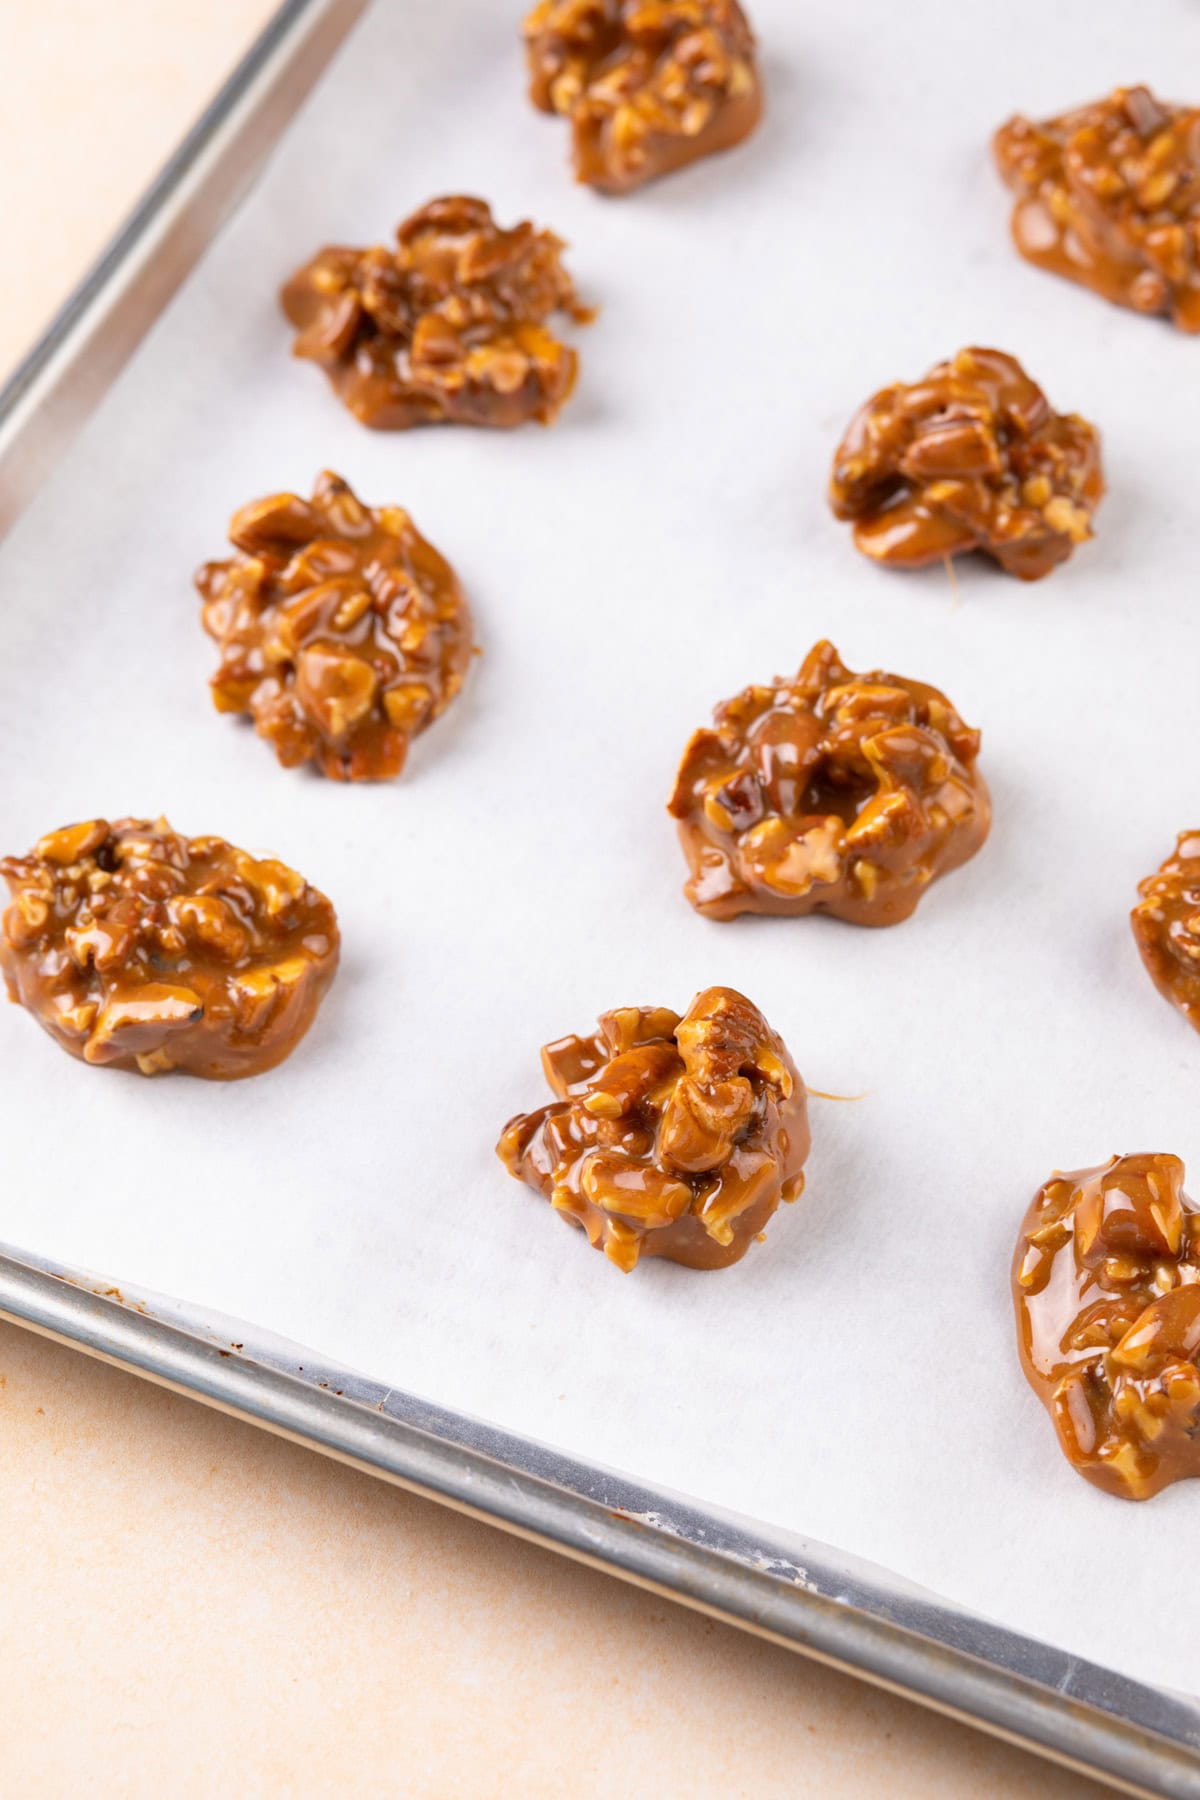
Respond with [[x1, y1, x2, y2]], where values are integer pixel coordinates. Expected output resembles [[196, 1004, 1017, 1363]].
[[1013, 1153, 1200, 1500], [668, 641, 990, 926], [0, 819, 339, 1080], [1131, 833, 1200, 1031], [197, 471, 473, 783], [281, 196, 590, 429], [523, 0, 762, 195], [497, 987, 809, 1272], [828, 347, 1104, 581], [994, 86, 1200, 332]]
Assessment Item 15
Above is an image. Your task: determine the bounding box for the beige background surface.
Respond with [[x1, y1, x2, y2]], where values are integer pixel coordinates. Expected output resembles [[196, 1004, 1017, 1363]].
[[0, 5, 1110, 1795]]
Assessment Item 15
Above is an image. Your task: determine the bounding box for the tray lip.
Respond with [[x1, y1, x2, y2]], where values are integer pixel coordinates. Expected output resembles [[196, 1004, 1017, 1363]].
[[1, 5, 1198, 1794], [1, 1244, 1197, 1800], [0, 0, 312, 426], [0, 0, 368, 535]]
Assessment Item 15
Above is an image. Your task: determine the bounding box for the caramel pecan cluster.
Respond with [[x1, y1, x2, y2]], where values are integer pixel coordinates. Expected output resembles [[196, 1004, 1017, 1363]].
[[281, 196, 590, 429], [995, 86, 1200, 332], [829, 347, 1104, 581], [497, 987, 809, 1272], [0, 819, 339, 1080], [1014, 1154, 1200, 1500], [1131, 833, 1200, 1033], [523, 0, 761, 195], [668, 641, 989, 926], [196, 471, 473, 782]]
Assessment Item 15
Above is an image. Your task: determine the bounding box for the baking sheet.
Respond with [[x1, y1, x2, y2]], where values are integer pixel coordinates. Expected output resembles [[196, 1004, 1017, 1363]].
[[2, 0, 1198, 1700]]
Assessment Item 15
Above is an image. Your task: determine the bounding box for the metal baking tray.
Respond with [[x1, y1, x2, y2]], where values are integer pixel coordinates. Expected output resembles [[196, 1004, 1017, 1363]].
[[1, 4, 1198, 1793]]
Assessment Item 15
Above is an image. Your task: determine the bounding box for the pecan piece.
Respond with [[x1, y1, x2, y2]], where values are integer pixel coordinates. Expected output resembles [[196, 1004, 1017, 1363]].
[[0, 819, 338, 1080], [197, 471, 474, 782], [668, 641, 989, 925], [281, 196, 591, 429], [497, 987, 809, 1271], [829, 347, 1103, 581], [1013, 1153, 1200, 1500]]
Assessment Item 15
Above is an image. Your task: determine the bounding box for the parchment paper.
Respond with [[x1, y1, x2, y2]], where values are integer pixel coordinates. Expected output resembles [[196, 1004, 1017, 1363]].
[[2, 0, 1199, 1697]]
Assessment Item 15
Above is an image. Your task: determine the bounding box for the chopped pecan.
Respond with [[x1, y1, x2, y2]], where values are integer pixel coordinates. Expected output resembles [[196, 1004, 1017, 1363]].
[[0, 819, 339, 1079], [196, 471, 474, 782], [994, 86, 1200, 331], [1014, 1154, 1200, 1500], [281, 196, 591, 428], [523, 0, 761, 194], [668, 641, 990, 925], [829, 347, 1104, 581], [1131, 833, 1200, 1032], [497, 986, 809, 1271]]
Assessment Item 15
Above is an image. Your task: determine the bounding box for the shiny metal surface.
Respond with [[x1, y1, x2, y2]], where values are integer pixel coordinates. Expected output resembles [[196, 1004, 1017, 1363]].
[[0, 5, 1197, 1793], [0, 0, 366, 535], [0, 1245, 1197, 1800]]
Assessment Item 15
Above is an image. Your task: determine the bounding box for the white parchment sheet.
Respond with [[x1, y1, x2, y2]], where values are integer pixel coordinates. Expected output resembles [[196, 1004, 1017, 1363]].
[[2, 0, 1199, 1696]]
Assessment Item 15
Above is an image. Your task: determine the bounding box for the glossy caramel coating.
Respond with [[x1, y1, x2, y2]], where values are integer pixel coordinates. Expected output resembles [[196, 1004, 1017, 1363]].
[[281, 196, 590, 429], [1014, 1154, 1200, 1501], [0, 819, 339, 1080], [196, 471, 473, 783], [995, 86, 1200, 332], [668, 641, 990, 926], [829, 347, 1104, 581], [524, 0, 761, 196], [497, 987, 809, 1272], [1130, 833, 1200, 1032]]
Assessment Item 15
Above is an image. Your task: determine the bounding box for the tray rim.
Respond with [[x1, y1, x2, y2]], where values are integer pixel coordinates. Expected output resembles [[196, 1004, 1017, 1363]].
[[0, 5, 1197, 1794], [2, 1243, 1197, 1800], [0, 0, 368, 535]]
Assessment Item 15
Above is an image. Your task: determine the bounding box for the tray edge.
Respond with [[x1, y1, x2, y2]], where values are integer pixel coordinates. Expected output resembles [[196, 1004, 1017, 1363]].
[[0, 1247, 1196, 1800]]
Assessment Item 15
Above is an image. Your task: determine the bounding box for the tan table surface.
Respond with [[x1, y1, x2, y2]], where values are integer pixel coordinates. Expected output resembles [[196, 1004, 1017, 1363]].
[[0, 6, 1112, 1795]]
